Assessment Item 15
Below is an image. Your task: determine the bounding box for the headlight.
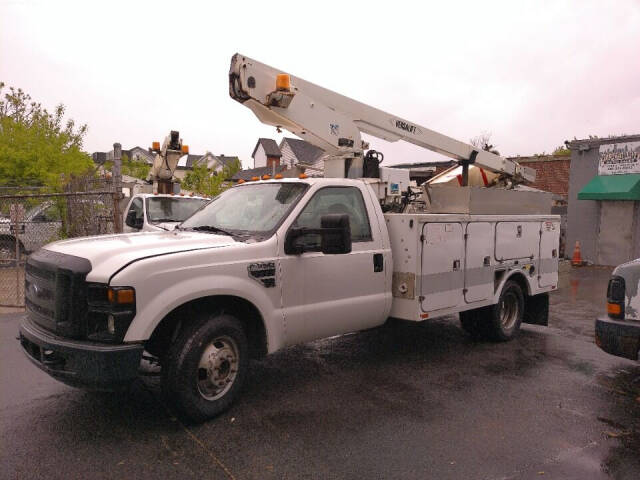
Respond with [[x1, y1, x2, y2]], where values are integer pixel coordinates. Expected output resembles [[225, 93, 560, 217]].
[[87, 284, 136, 342], [606, 276, 625, 320]]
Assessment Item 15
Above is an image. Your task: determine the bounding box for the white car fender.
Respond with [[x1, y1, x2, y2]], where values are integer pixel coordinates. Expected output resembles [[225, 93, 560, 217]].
[[114, 240, 285, 352], [122, 272, 284, 353]]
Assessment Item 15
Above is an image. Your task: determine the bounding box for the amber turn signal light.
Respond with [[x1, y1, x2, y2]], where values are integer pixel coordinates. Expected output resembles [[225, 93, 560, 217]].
[[607, 302, 622, 316], [108, 287, 135, 305]]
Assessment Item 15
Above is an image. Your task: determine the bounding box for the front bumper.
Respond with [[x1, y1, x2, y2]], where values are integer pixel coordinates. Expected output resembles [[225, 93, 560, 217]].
[[595, 316, 640, 361], [19, 316, 144, 390]]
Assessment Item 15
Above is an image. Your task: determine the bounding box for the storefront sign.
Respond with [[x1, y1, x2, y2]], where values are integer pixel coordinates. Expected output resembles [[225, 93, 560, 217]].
[[598, 141, 640, 175]]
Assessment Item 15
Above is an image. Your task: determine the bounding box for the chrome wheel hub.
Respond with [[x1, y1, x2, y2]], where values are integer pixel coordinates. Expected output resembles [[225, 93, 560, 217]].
[[197, 336, 239, 401], [499, 291, 519, 330]]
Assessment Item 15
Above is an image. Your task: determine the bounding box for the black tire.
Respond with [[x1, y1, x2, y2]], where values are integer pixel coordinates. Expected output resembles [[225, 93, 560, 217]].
[[161, 312, 248, 423], [485, 280, 525, 341]]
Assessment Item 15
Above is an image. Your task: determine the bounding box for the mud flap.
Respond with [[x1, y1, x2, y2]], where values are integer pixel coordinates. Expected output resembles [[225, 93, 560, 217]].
[[523, 293, 549, 326]]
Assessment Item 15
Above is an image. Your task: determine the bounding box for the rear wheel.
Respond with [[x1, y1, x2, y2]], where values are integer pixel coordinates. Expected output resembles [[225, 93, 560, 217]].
[[459, 280, 525, 341], [486, 280, 524, 341], [161, 312, 248, 423]]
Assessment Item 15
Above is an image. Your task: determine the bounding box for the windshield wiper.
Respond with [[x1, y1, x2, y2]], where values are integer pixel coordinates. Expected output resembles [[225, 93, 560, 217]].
[[188, 225, 236, 236]]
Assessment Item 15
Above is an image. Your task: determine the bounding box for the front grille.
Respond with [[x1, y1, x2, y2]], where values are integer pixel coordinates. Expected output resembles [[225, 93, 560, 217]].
[[25, 249, 92, 339]]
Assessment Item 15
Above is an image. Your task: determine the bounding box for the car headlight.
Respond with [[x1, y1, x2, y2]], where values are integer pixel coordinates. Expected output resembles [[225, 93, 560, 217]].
[[606, 276, 625, 320], [87, 284, 136, 342]]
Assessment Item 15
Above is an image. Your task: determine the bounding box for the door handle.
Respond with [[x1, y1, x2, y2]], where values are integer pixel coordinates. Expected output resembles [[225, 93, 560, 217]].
[[373, 253, 383, 272]]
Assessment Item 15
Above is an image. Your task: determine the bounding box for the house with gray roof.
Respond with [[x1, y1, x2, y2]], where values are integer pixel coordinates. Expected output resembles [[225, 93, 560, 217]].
[[252, 138, 282, 169], [92, 146, 155, 165], [174, 152, 241, 180], [279, 137, 325, 176]]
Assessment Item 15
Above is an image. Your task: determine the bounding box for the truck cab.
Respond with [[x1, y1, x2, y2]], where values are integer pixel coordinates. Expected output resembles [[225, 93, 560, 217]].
[[122, 193, 209, 232]]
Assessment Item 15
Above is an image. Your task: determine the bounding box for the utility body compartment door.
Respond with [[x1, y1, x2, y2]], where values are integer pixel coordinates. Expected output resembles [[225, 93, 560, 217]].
[[495, 222, 539, 261], [421, 222, 464, 311], [464, 222, 494, 303], [539, 220, 559, 287]]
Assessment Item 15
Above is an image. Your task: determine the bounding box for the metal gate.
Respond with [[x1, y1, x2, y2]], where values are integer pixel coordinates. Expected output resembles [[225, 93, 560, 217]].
[[0, 184, 120, 307]]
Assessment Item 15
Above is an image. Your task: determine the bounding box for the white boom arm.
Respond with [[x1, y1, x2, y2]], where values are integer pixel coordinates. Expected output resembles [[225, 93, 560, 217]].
[[229, 53, 535, 183]]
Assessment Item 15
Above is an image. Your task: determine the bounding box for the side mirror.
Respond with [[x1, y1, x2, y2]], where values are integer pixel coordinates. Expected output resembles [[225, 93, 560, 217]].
[[125, 211, 143, 229], [284, 213, 351, 255]]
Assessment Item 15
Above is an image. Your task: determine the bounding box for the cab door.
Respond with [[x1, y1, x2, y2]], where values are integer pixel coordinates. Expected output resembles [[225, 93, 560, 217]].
[[279, 185, 388, 345]]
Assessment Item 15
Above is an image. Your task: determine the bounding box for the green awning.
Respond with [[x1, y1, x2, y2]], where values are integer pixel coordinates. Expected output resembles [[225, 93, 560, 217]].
[[578, 174, 640, 200]]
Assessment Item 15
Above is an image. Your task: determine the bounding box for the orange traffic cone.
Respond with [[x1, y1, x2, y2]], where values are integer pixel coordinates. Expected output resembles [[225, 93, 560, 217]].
[[571, 241, 583, 267]]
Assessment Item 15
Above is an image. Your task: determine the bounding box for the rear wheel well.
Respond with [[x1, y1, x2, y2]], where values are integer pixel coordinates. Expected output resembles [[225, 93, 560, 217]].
[[146, 296, 267, 361], [505, 272, 530, 298], [495, 270, 530, 298]]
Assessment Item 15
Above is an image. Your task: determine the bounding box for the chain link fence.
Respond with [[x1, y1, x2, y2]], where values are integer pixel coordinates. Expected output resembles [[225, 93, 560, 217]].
[[0, 179, 121, 307]]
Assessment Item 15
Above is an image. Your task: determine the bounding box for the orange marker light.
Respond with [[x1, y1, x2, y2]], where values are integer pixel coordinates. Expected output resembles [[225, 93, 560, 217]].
[[181, 145, 189, 154], [251, 176, 260, 181], [274, 174, 283, 179], [237, 179, 246, 184], [152, 141, 160, 151], [108, 287, 135, 305], [262, 174, 271, 180], [298, 173, 308, 179], [276, 73, 291, 91], [607, 302, 622, 316]]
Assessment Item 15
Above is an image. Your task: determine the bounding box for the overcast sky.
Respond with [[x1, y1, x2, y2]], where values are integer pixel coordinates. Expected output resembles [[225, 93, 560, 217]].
[[1, 0, 639, 168]]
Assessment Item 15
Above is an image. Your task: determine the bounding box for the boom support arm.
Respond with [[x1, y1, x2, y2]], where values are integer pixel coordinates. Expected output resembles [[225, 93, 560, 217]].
[[229, 53, 535, 182]]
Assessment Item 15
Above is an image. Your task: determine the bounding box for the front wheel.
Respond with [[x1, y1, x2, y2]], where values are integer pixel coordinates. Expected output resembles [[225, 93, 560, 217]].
[[161, 312, 248, 423]]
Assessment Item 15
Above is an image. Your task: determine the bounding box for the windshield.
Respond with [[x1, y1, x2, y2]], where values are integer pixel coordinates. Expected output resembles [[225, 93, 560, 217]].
[[181, 183, 307, 236], [145, 197, 209, 223]]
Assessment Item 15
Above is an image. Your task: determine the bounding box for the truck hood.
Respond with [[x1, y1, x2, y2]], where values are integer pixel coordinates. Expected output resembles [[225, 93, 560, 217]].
[[43, 230, 238, 280]]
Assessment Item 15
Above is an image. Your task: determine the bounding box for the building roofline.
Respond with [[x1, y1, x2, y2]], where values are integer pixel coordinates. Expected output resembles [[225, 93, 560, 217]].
[[565, 134, 640, 150]]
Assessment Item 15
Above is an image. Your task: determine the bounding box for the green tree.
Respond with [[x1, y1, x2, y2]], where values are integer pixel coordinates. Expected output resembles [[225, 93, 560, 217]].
[[120, 153, 151, 180], [0, 82, 93, 188], [552, 145, 570, 156], [182, 159, 241, 197]]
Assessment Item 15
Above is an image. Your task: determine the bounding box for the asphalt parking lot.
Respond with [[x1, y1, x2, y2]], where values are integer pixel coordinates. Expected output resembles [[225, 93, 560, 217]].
[[1, 266, 639, 480]]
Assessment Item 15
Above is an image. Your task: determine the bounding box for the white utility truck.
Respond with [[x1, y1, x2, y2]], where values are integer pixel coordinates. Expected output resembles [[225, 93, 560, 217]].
[[19, 54, 559, 422], [122, 193, 209, 232]]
